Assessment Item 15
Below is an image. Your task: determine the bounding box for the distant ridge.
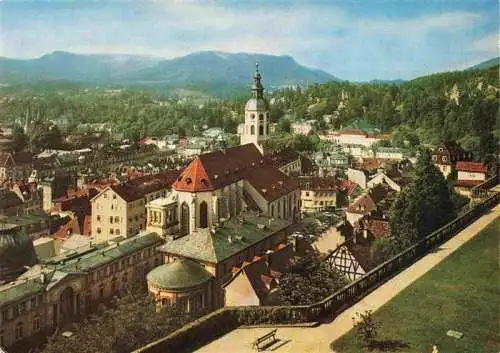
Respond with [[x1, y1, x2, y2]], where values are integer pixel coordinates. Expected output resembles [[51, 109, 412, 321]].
[[466, 57, 499, 71], [0, 51, 340, 87]]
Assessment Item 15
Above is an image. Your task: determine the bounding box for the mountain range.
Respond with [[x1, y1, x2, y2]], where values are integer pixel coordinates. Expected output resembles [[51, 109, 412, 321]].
[[0, 51, 339, 87], [0, 51, 497, 94]]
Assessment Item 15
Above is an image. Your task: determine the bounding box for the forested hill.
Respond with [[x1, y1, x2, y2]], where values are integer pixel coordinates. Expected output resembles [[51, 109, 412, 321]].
[[269, 64, 499, 158], [0, 63, 497, 159]]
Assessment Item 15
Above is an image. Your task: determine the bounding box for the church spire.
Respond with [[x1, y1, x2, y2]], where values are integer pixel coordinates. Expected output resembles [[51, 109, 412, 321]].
[[251, 62, 264, 99]]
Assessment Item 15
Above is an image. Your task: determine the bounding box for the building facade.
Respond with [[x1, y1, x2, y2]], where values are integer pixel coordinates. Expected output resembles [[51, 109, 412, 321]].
[[0, 231, 163, 351]]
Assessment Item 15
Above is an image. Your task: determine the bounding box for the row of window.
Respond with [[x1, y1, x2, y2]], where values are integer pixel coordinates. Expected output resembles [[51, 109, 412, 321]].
[[1, 294, 43, 323], [0, 317, 40, 345], [88, 247, 156, 283]]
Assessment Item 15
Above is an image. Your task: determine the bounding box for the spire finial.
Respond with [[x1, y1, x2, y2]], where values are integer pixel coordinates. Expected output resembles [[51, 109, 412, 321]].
[[256, 62, 259, 73]]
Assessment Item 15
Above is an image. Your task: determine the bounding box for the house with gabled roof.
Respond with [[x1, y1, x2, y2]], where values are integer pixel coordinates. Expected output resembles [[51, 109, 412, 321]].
[[90, 170, 180, 242]]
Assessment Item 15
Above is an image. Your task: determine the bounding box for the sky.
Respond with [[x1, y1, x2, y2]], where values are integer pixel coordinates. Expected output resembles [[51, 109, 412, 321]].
[[0, 0, 498, 81]]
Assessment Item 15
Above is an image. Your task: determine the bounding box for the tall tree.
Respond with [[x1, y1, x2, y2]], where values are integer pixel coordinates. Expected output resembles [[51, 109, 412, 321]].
[[389, 149, 455, 245]]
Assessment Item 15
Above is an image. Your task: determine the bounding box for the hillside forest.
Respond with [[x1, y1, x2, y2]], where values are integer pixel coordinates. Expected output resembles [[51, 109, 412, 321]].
[[0, 65, 497, 160]]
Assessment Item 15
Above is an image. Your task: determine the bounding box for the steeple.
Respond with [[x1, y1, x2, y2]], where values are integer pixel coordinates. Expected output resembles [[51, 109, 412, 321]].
[[240, 64, 269, 154], [251, 62, 264, 99]]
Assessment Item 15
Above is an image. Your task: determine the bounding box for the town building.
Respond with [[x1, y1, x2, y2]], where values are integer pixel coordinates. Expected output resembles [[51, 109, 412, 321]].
[[345, 183, 398, 226], [90, 170, 180, 242], [454, 161, 488, 195], [0, 226, 163, 351], [291, 120, 316, 136], [299, 176, 338, 214], [431, 142, 467, 178]]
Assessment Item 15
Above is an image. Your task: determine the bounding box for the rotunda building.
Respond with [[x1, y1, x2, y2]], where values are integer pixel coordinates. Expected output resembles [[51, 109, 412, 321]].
[[147, 258, 214, 313], [0, 225, 37, 283]]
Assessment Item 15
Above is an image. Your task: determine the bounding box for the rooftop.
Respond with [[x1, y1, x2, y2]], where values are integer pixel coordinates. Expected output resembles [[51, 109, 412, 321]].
[[147, 258, 213, 291], [45, 232, 163, 273], [159, 213, 291, 263]]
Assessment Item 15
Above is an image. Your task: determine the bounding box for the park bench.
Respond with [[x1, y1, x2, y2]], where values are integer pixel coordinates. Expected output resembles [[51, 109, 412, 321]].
[[252, 329, 278, 351]]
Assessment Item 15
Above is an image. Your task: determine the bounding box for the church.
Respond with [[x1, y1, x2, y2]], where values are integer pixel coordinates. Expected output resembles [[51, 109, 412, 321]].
[[145, 66, 301, 312]]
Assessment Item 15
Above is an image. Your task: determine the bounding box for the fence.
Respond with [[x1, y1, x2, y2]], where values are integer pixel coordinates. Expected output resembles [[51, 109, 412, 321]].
[[134, 189, 499, 353]]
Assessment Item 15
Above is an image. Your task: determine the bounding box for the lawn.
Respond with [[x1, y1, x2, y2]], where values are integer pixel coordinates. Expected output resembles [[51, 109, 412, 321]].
[[331, 218, 500, 353]]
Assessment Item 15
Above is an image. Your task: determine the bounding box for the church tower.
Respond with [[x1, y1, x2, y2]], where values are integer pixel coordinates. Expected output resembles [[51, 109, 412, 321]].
[[240, 64, 269, 154]]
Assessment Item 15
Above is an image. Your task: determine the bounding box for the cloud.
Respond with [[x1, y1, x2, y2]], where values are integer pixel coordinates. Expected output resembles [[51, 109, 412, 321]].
[[470, 33, 498, 56], [0, 1, 495, 80]]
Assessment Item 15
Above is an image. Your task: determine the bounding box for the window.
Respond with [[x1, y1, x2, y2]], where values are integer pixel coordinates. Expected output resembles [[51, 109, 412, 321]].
[[33, 316, 40, 331], [110, 229, 114, 235], [97, 227, 102, 234], [99, 284, 104, 298], [114, 216, 120, 223], [250, 125, 255, 135], [15, 322, 23, 340], [443, 156, 448, 162], [0, 329, 4, 347], [19, 301, 26, 313], [109, 216, 114, 224], [115, 229, 120, 236], [97, 215, 101, 222], [259, 113, 264, 121]]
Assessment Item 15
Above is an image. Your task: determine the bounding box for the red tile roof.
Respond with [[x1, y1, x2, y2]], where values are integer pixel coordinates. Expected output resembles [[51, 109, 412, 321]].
[[456, 161, 487, 173], [263, 147, 300, 168], [299, 176, 337, 191], [366, 219, 390, 238], [339, 180, 359, 196], [454, 179, 483, 188], [172, 158, 213, 192], [173, 144, 262, 192], [82, 215, 92, 236], [52, 217, 81, 240], [0, 151, 33, 167], [109, 170, 181, 202], [172, 144, 298, 201]]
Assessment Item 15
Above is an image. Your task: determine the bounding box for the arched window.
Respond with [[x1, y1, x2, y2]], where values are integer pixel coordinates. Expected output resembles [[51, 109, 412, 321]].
[[199, 201, 208, 228], [180, 202, 190, 235], [250, 113, 255, 120], [259, 125, 264, 136], [259, 113, 264, 121], [250, 125, 255, 135]]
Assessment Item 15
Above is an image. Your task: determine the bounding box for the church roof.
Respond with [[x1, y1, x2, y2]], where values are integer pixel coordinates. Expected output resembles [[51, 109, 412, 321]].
[[172, 144, 262, 192], [244, 166, 298, 201]]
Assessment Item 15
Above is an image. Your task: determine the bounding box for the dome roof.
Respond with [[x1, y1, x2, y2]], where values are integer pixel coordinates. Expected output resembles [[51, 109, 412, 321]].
[[147, 258, 213, 291], [0, 227, 37, 282], [245, 97, 268, 111]]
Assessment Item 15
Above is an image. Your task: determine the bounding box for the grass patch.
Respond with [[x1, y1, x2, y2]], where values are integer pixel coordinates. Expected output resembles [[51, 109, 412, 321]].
[[331, 218, 499, 353]]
